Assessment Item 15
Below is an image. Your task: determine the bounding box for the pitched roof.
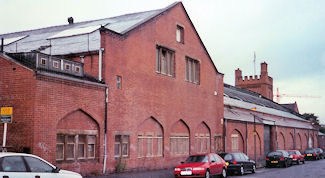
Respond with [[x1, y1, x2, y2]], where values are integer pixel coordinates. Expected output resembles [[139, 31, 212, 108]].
[[0, 2, 179, 56], [224, 84, 309, 123]]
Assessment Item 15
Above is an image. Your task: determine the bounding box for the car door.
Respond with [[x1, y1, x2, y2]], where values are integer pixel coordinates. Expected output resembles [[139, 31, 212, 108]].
[[0, 156, 33, 178], [209, 154, 218, 175], [241, 153, 251, 171], [23, 156, 58, 178], [213, 154, 224, 174]]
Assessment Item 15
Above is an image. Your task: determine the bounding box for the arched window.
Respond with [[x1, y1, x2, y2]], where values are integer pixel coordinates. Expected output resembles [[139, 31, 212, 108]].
[[56, 110, 99, 161], [170, 120, 190, 155], [137, 117, 163, 158], [230, 129, 244, 152], [195, 122, 210, 153]]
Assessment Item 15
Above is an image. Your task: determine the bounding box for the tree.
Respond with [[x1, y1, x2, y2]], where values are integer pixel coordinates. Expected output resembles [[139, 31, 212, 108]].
[[302, 113, 319, 126]]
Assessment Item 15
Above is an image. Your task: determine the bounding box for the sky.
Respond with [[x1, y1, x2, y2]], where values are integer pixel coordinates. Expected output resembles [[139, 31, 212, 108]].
[[1, 0, 324, 123]]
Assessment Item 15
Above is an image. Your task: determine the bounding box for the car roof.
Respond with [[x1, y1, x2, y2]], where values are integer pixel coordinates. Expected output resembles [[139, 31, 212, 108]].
[[0, 152, 36, 157]]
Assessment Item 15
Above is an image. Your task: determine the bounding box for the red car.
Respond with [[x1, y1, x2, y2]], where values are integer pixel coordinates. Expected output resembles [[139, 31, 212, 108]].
[[174, 153, 227, 178], [288, 150, 305, 164]]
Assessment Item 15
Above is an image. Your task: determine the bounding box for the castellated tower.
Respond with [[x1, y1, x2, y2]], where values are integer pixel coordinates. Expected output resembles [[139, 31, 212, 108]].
[[235, 62, 273, 100]]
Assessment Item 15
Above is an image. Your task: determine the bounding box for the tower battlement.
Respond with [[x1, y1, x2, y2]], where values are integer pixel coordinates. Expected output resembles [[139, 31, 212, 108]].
[[235, 62, 273, 100]]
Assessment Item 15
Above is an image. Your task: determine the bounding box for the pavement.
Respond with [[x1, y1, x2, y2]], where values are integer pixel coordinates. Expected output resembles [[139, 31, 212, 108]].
[[85, 169, 174, 178]]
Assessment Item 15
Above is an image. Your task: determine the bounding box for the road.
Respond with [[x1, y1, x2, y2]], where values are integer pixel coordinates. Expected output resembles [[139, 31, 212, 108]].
[[86, 159, 325, 178], [230, 159, 325, 178]]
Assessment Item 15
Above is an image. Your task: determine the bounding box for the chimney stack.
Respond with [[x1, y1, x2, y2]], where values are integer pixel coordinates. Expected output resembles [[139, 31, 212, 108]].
[[68, 17, 74, 24]]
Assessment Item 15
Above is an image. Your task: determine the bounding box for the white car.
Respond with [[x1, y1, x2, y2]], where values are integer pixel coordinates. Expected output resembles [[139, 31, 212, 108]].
[[0, 152, 82, 178]]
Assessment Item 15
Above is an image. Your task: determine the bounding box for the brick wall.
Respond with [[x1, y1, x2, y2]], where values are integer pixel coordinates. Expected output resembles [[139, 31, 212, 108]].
[[100, 3, 224, 172]]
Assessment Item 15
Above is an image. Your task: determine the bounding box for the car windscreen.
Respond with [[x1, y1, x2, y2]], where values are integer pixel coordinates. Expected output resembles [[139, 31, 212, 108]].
[[223, 154, 232, 161], [288, 151, 295, 155], [185, 155, 209, 163], [305, 149, 314, 153], [267, 151, 282, 157]]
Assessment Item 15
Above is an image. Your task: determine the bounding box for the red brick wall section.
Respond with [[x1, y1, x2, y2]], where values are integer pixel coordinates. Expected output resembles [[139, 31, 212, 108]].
[[100, 3, 223, 172], [0, 56, 36, 152], [32, 75, 106, 176]]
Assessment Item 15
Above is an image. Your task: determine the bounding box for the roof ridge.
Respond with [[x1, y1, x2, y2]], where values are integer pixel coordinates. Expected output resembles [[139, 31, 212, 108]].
[[0, 3, 178, 37]]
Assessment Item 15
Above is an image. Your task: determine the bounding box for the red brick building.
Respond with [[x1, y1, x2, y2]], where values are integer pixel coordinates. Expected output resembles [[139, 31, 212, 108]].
[[0, 2, 224, 175], [225, 63, 318, 166]]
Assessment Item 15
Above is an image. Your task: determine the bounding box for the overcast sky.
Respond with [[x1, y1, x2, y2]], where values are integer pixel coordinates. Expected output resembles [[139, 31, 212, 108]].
[[1, 0, 324, 123]]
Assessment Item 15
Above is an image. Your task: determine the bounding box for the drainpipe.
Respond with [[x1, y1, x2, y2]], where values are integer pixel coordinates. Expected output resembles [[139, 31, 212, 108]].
[[99, 48, 104, 81], [103, 87, 108, 174], [1, 38, 4, 53]]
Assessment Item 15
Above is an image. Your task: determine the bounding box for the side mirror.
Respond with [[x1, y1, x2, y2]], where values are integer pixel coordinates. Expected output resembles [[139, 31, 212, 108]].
[[53, 167, 61, 173], [181, 161, 184, 164], [211, 160, 215, 163]]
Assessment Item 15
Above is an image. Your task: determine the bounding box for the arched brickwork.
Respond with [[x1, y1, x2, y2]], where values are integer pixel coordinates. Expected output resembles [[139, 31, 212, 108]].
[[304, 133, 309, 149], [57, 109, 99, 130], [194, 122, 211, 154], [278, 132, 285, 150], [230, 129, 244, 152], [137, 116, 164, 157], [288, 133, 294, 150], [170, 119, 190, 155], [296, 133, 302, 151], [56, 109, 99, 162]]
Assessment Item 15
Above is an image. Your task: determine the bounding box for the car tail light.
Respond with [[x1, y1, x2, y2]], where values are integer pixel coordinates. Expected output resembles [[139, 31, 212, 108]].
[[280, 157, 285, 160], [313, 153, 316, 156], [266, 158, 270, 161], [233, 161, 237, 165], [304, 154, 306, 156]]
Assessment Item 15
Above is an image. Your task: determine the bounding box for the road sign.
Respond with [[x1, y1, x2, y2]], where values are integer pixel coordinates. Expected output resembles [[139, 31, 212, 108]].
[[0, 107, 13, 123]]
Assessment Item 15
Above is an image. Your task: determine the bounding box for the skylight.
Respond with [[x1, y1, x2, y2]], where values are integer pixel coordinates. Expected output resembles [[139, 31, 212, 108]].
[[48, 25, 100, 39], [3, 35, 28, 45]]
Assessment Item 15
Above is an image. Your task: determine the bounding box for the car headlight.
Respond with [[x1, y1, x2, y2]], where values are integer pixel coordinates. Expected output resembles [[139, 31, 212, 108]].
[[193, 167, 205, 171], [174, 168, 181, 171]]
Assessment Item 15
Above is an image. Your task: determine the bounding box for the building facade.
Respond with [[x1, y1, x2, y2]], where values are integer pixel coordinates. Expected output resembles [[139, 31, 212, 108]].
[[0, 2, 224, 175], [226, 63, 317, 166]]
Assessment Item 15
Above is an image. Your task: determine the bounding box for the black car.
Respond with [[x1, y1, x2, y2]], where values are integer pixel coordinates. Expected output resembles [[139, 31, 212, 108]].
[[304, 148, 320, 160], [218, 152, 256, 175], [314, 148, 324, 159], [266, 150, 292, 168]]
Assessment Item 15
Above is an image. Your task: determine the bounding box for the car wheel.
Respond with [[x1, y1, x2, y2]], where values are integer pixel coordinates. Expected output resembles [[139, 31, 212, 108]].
[[284, 161, 288, 168], [239, 166, 244, 176], [221, 168, 227, 178], [252, 165, 256, 173], [303, 160, 305, 164], [297, 160, 300, 165], [205, 170, 210, 178]]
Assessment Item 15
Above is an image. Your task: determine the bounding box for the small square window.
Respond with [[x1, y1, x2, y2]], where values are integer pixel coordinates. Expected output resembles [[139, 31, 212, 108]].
[[75, 66, 80, 73], [176, 25, 184, 43], [65, 64, 71, 71], [53, 61, 59, 69], [40, 58, 47, 66]]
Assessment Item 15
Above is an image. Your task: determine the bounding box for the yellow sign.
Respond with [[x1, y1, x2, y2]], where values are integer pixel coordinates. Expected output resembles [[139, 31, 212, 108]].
[[1, 107, 13, 115]]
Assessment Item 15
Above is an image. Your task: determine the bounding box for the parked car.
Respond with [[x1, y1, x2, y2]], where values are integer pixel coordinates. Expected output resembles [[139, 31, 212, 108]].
[[218, 152, 255, 175], [265, 150, 292, 168], [288, 150, 305, 164], [0, 152, 82, 178], [304, 148, 320, 160], [174, 153, 227, 178], [314, 148, 324, 159]]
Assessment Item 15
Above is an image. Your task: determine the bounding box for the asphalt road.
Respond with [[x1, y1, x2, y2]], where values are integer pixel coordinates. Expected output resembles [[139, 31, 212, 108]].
[[86, 159, 325, 178], [229, 159, 325, 178]]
